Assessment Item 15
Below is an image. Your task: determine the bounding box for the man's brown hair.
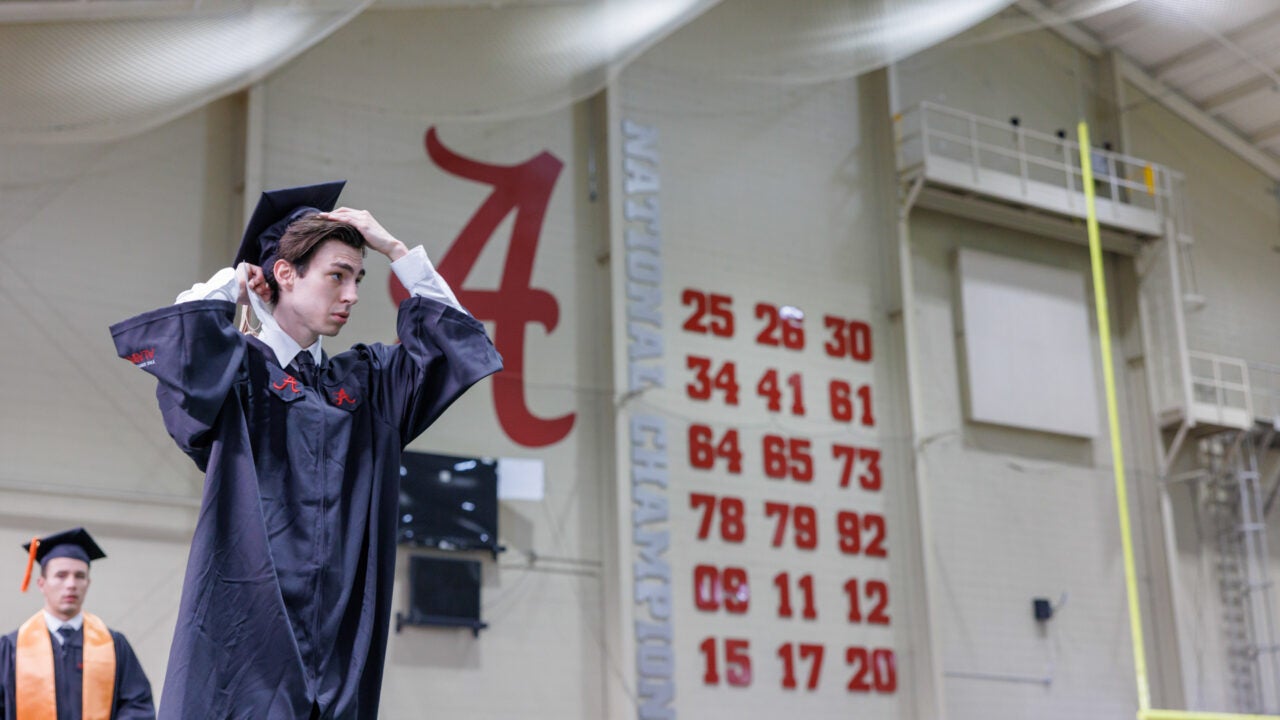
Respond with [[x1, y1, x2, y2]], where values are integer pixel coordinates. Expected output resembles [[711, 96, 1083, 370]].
[[267, 216, 366, 303]]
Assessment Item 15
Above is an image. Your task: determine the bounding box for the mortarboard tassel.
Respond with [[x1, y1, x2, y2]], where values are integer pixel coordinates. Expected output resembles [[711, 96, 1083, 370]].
[[20, 537, 39, 592]]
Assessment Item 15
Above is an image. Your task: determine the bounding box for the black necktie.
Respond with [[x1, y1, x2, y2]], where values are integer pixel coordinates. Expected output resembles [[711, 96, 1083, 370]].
[[56, 625, 74, 646], [292, 351, 318, 386]]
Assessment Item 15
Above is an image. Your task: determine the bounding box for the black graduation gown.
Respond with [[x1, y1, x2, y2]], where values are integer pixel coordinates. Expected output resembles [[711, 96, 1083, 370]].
[[0, 627, 156, 720], [110, 296, 502, 719]]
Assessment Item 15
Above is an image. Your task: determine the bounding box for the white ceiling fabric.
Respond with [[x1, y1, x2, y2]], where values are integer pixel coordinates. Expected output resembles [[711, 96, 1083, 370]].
[[265, 0, 721, 123], [0, 0, 1015, 144], [642, 0, 1016, 85], [0, 2, 374, 142]]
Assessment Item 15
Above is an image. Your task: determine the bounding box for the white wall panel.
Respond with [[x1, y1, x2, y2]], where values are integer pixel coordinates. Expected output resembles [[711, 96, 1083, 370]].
[[1124, 81, 1280, 369], [958, 248, 1099, 437], [1122, 80, 1280, 712], [886, 10, 1278, 718], [909, 210, 1138, 720], [893, 21, 1103, 146], [3, 5, 1279, 720], [0, 96, 244, 705], [0, 103, 238, 499], [613, 17, 913, 719]]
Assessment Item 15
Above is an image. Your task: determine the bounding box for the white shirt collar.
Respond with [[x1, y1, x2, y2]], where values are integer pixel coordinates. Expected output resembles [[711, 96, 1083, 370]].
[[44, 610, 82, 642], [257, 319, 322, 370], [248, 290, 322, 369]]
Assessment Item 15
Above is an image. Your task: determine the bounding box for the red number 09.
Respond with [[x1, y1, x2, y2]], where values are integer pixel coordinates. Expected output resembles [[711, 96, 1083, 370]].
[[693, 564, 750, 614]]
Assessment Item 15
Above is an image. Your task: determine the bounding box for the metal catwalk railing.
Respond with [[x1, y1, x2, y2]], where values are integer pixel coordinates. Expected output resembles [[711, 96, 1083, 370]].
[[1250, 362, 1280, 428], [896, 102, 1180, 235], [1191, 352, 1255, 427]]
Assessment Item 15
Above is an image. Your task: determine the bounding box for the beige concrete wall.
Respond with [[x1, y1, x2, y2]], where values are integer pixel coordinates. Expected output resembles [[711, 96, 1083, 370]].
[[2, 5, 1279, 719]]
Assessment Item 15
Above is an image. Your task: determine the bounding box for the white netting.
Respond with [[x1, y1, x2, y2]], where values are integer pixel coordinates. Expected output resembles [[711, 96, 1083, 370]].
[[0, 0, 1014, 143], [640, 0, 1014, 85]]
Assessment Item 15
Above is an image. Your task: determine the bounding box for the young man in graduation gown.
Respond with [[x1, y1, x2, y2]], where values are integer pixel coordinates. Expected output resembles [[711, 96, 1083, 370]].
[[0, 527, 156, 720], [110, 182, 503, 719]]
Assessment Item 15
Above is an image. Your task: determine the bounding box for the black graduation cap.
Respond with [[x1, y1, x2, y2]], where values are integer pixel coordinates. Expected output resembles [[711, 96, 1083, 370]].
[[234, 181, 346, 275], [20, 527, 106, 591]]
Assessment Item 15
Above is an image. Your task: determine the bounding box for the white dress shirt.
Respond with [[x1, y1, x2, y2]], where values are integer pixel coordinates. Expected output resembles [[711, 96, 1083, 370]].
[[175, 245, 464, 369], [44, 610, 83, 645]]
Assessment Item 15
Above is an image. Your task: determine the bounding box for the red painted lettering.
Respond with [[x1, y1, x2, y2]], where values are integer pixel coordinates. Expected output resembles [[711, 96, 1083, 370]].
[[390, 128, 574, 448]]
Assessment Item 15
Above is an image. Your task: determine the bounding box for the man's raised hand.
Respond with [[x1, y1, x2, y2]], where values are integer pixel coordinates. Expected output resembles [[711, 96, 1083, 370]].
[[318, 208, 408, 262]]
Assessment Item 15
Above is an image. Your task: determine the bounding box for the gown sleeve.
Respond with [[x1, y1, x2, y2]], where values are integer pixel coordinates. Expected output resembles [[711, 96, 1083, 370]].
[[367, 296, 503, 447], [110, 300, 247, 470], [0, 633, 13, 720], [110, 632, 155, 720]]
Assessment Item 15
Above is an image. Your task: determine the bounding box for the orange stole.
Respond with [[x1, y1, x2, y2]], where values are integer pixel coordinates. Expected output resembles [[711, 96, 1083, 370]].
[[15, 612, 115, 720]]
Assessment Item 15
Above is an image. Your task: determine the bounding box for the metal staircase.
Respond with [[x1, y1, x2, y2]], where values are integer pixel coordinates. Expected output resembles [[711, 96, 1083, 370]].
[[1137, 175, 1280, 714], [1144, 246, 1280, 713], [1202, 432, 1280, 713]]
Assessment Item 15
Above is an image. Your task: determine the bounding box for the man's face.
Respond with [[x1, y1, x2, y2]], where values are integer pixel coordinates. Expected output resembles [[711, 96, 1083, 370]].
[[38, 557, 90, 621], [275, 239, 365, 347]]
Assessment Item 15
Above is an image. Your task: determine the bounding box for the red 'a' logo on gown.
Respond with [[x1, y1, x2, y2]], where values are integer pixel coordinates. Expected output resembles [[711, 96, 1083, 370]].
[[389, 128, 575, 448]]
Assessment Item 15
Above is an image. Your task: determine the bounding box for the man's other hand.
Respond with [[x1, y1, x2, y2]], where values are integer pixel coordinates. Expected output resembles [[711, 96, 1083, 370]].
[[236, 263, 272, 305]]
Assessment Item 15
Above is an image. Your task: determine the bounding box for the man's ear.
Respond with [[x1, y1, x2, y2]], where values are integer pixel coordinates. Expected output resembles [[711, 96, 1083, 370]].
[[273, 259, 296, 294]]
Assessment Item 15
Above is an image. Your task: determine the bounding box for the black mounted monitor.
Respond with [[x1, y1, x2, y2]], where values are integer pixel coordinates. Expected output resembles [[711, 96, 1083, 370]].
[[397, 451, 500, 555], [396, 555, 487, 636]]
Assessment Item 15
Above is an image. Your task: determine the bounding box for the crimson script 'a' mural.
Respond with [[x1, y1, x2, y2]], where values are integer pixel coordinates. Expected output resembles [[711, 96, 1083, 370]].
[[389, 128, 575, 448]]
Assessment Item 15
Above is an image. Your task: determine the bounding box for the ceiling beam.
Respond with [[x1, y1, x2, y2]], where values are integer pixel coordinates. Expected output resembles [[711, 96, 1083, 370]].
[[1250, 121, 1280, 148], [1092, 11, 1150, 48], [1120, 56, 1280, 180], [1149, 8, 1280, 81], [1014, 0, 1103, 54], [1202, 74, 1280, 116]]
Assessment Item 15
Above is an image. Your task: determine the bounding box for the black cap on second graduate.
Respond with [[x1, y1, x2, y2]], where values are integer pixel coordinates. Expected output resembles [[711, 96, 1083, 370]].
[[233, 181, 346, 277], [20, 527, 106, 591], [24, 527, 106, 566]]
